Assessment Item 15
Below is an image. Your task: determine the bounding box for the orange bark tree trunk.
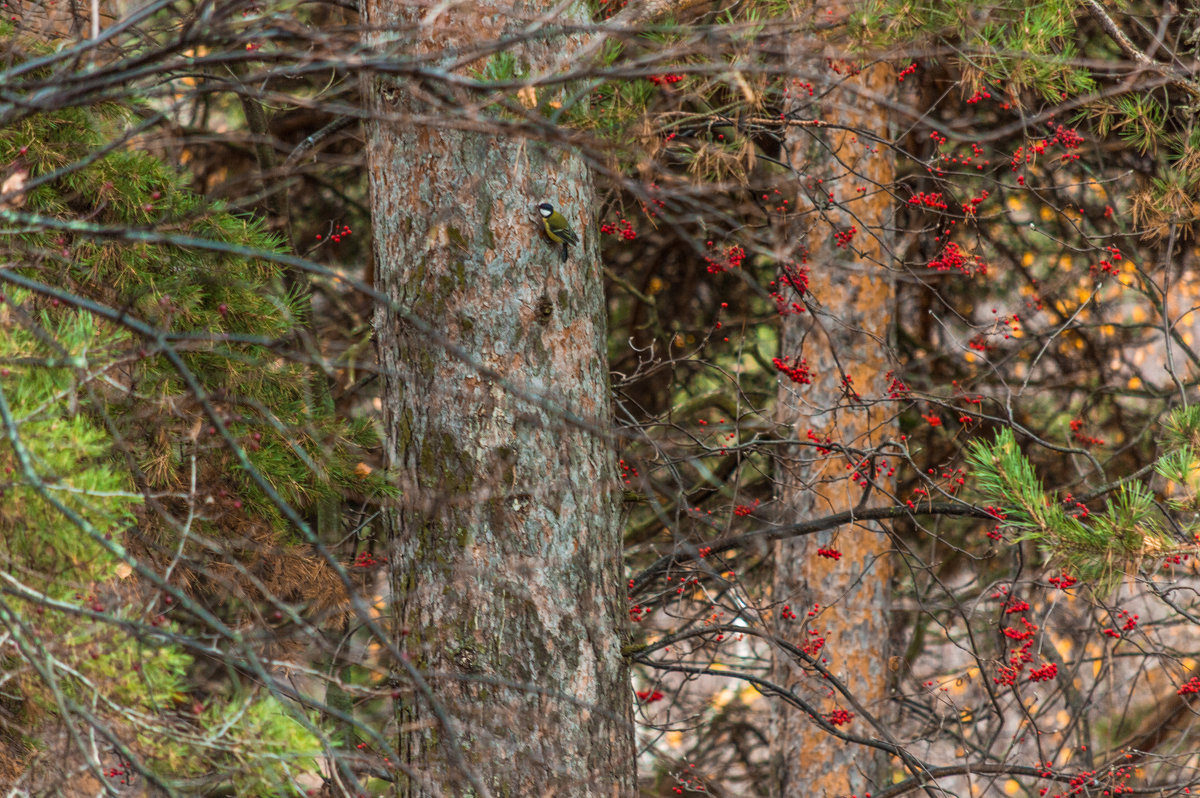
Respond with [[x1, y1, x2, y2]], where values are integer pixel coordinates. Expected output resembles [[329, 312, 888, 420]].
[[771, 7, 897, 796]]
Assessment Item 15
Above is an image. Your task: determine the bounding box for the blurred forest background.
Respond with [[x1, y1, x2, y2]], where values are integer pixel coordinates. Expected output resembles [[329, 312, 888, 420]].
[[3, 0, 1200, 796]]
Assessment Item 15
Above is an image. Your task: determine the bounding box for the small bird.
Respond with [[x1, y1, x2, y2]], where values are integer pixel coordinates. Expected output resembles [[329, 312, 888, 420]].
[[538, 202, 579, 263]]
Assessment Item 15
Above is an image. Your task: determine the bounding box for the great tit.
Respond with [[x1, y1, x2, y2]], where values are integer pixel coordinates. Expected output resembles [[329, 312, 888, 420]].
[[538, 202, 579, 263]]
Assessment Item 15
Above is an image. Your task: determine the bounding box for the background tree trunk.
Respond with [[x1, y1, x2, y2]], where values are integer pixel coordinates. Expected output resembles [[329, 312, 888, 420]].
[[361, 2, 637, 795], [771, 6, 897, 795]]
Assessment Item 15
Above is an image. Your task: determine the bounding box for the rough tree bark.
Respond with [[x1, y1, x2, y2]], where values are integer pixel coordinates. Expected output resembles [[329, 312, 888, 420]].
[[771, 4, 897, 796], [361, 2, 637, 796]]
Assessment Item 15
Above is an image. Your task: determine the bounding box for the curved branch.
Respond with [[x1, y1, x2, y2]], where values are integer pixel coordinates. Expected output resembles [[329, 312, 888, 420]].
[[1080, 0, 1200, 100], [629, 501, 995, 594]]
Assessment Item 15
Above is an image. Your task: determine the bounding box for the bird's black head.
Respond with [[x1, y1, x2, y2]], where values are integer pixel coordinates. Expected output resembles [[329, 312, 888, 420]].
[[538, 202, 554, 217]]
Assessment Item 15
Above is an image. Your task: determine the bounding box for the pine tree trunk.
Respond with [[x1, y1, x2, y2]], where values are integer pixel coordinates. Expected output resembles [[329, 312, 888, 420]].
[[771, 7, 896, 795], [361, 3, 637, 795]]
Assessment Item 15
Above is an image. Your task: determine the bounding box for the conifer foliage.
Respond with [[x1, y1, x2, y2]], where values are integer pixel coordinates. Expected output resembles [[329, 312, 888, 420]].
[[0, 17, 383, 793]]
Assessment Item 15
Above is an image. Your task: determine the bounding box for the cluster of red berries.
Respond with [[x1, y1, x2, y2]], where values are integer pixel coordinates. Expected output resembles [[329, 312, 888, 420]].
[[773, 356, 812, 385], [1047, 571, 1077, 590], [961, 189, 989, 215], [1102, 609, 1138, 639], [351, 552, 386, 568], [824, 708, 854, 726], [840, 374, 861, 402], [1070, 420, 1104, 444], [1028, 662, 1058, 682], [991, 595, 1060, 685], [1003, 617, 1037, 641], [905, 485, 930, 509], [1178, 676, 1200, 695], [833, 226, 857, 248], [908, 191, 947, 210], [600, 218, 637, 240], [104, 764, 131, 785], [1092, 243, 1123, 276], [733, 500, 758, 516], [807, 428, 834, 456], [801, 629, 826, 658], [927, 241, 985, 276], [885, 373, 909, 399], [704, 243, 745, 273], [769, 262, 810, 315], [825, 58, 862, 76], [316, 224, 352, 243], [1060, 491, 1091, 519]]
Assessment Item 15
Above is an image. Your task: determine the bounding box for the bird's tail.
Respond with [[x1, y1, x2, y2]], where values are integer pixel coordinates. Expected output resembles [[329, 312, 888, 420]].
[[561, 241, 569, 263]]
